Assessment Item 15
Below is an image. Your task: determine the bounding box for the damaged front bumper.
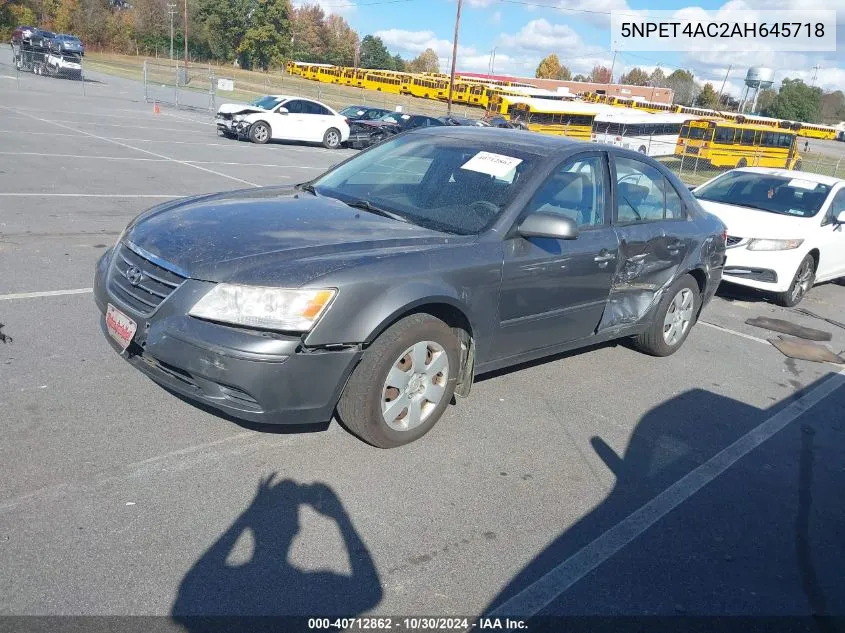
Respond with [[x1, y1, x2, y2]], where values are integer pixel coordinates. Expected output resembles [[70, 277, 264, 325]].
[[93, 248, 362, 425]]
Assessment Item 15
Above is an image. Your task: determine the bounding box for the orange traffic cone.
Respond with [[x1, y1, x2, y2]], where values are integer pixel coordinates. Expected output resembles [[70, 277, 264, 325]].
[[153, 101, 160, 114]]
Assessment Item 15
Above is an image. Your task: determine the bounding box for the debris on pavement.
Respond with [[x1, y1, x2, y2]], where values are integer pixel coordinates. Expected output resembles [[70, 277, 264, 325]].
[[746, 317, 832, 341], [791, 307, 845, 332], [768, 336, 845, 365], [0, 323, 11, 344]]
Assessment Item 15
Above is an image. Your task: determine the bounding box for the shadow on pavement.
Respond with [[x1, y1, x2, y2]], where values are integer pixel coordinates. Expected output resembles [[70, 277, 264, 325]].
[[483, 378, 845, 631], [171, 476, 382, 630]]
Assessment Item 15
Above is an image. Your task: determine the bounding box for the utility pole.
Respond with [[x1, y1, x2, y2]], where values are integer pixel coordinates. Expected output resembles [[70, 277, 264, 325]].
[[183, 0, 189, 69], [446, 0, 463, 115], [717, 64, 732, 109], [167, 3, 177, 61], [608, 49, 617, 84]]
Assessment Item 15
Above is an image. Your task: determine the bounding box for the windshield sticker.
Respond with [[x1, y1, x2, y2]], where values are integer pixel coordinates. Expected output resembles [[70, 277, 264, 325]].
[[400, 114, 410, 119], [786, 208, 805, 215], [788, 178, 817, 190], [461, 152, 524, 179], [356, 110, 365, 115]]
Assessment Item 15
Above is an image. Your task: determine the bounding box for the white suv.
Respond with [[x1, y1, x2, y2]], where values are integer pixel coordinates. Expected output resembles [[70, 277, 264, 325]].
[[216, 95, 350, 149], [693, 167, 845, 306]]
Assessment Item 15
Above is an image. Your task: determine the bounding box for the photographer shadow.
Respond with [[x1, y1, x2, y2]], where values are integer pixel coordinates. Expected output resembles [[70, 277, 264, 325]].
[[171, 476, 383, 627]]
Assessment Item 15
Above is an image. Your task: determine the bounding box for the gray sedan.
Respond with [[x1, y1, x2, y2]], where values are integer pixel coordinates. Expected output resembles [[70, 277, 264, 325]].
[[94, 128, 726, 448]]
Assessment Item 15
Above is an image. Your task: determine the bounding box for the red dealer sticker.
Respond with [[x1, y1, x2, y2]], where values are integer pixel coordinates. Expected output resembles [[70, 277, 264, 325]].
[[105, 303, 137, 351]]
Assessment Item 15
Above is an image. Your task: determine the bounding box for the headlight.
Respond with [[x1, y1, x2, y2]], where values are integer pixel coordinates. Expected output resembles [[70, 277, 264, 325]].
[[189, 285, 336, 332], [746, 238, 804, 251]]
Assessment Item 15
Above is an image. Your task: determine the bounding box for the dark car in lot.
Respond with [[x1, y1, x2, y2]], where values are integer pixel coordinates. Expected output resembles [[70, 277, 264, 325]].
[[340, 105, 392, 122], [440, 115, 487, 127], [49, 33, 85, 55], [347, 112, 445, 149], [94, 128, 726, 448], [10, 25, 36, 44]]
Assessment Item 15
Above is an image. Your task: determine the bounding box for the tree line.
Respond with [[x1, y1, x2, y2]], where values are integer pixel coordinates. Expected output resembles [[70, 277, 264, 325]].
[[0, 0, 442, 73], [534, 53, 843, 124]]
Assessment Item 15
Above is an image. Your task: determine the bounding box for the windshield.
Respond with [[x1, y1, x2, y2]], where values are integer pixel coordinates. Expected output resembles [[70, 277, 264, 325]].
[[694, 171, 831, 218], [311, 134, 538, 235], [340, 106, 366, 117], [248, 96, 284, 110]]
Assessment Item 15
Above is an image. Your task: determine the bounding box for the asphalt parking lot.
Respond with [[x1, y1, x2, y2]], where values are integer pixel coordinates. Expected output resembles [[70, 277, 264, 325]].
[[1, 59, 845, 630]]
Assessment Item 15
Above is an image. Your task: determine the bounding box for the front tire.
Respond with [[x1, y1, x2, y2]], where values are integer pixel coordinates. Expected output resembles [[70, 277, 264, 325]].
[[633, 274, 700, 357], [337, 314, 460, 448], [774, 254, 815, 307], [323, 127, 342, 149], [248, 121, 270, 144]]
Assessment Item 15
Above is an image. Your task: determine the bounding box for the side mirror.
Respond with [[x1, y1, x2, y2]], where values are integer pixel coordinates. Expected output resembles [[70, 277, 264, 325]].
[[517, 212, 579, 240], [277, 107, 289, 114], [836, 211, 845, 224], [688, 184, 697, 192]]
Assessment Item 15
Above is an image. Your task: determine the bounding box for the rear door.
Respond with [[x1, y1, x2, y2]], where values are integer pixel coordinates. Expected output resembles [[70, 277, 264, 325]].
[[600, 153, 692, 329], [300, 100, 333, 142], [496, 151, 620, 359]]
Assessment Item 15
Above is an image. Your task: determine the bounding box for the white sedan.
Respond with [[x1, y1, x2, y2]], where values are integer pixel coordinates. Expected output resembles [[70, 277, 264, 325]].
[[693, 168, 845, 306], [215, 95, 349, 149]]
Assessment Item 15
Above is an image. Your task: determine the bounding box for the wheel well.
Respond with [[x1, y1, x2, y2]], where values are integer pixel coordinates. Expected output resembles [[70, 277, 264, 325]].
[[807, 249, 820, 271], [687, 268, 707, 295]]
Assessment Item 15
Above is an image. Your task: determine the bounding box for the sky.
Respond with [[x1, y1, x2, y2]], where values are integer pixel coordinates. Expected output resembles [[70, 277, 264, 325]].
[[295, 0, 845, 98]]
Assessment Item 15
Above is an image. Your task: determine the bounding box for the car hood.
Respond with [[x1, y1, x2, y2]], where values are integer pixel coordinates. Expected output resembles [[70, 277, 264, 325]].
[[696, 200, 817, 240], [124, 187, 455, 286], [216, 103, 267, 116]]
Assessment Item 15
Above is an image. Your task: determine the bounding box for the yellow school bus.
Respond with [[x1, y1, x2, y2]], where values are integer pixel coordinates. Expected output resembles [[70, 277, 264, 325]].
[[408, 76, 449, 99], [509, 99, 599, 140], [675, 118, 801, 169]]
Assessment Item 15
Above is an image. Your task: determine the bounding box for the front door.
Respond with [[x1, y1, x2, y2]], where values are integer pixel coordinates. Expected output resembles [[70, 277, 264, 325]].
[[817, 188, 845, 279], [268, 100, 302, 140], [496, 152, 619, 360]]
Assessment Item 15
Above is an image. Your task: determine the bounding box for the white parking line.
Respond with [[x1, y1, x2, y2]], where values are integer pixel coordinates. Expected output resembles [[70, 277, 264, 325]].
[[0, 151, 324, 169], [0, 288, 93, 301], [489, 367, 845, 618], [0, 106, 261, 188], [700, 321, 770, 345]]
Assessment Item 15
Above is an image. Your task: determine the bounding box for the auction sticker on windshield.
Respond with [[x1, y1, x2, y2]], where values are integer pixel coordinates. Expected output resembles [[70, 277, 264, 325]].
[[788, 178, 818, 190], [106, 303, 137, 351], [461, 151, 523, 179]]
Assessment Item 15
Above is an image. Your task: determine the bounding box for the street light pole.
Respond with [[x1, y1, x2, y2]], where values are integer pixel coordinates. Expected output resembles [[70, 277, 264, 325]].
[[183, 0, 189, 68], [446, 0, 463, 115], [167, 3, 176, 60]]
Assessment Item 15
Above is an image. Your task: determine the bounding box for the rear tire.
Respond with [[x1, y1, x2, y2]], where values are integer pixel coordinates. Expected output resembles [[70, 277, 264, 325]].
[[774, 254, 815, 307], [633, 274, 700, 357], [248, 121, 270, 144], [337, 314, 460, 448], [322, 127, 342, 149]]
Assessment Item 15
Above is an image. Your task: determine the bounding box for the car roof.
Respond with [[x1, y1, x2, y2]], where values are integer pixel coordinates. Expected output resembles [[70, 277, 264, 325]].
[[733, 167, 844, 187], [412, 126, 579, 155]]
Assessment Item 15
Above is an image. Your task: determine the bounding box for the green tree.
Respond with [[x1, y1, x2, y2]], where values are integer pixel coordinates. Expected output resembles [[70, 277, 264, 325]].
[[197, 0, 252, 62], [665, 69, 699, 106], [619, 67, 649, 86], [820, 90, 845, 123], [290, 3, 326, 62], [359, 34, 393, 70], [589, 64, 612, 83], [572, 73, 588, 82], [649, 67, 665, 87], [239, 23, 285, 70], [755, 88, 777, 114], [696, 82, 719, 109], [762, 78, 822, 122], [54, 0, 82, 34], [392, 53, 405, 71], [324, 13, 357, 66], [535, 54, 570, 80], [407, 47, 439, 73]]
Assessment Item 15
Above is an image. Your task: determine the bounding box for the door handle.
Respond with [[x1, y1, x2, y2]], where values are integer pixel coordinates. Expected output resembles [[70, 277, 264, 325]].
[[594, 253, 617, 262]]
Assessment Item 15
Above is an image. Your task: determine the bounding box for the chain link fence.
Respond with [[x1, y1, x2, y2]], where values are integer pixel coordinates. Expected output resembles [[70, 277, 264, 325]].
[[142, 60, 216, 112]]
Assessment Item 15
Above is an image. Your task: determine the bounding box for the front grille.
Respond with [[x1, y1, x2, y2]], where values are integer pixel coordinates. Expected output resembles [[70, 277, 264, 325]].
[[108, 243, 186, 316], [726, 235, 743, 247]]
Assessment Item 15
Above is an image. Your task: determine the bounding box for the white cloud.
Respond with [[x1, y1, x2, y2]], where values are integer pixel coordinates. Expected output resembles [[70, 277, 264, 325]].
[[497, 19, 584, 52], [466, 0, 496, 6], [491, 11, 502, 24]]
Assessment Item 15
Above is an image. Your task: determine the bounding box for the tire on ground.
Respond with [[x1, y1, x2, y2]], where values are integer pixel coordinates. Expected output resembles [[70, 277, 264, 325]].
[[248, 121, 271, 144], [337, 313, 460, 448], [774, 254, 815, 307], [323, 127, 342, 149], [632, 274, 701, 357]]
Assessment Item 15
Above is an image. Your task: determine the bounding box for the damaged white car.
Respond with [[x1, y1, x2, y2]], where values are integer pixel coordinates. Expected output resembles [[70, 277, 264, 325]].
[[215, 95, 350, 149]]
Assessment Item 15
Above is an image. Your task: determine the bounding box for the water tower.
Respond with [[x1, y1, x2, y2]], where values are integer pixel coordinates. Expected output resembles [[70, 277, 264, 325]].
[[739, 67, 774, 114]]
